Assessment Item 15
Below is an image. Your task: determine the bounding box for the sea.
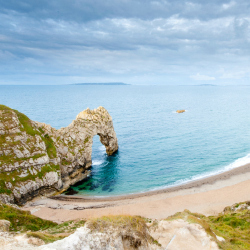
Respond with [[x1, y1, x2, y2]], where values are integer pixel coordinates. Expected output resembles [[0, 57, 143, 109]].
[[1, 85, 250, 197]]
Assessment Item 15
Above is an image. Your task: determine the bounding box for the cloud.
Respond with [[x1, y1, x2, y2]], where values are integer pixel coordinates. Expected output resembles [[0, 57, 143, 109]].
[[222, 1, 236, 10], [0, 0, 249, 85], [190, 73, 215, 81]]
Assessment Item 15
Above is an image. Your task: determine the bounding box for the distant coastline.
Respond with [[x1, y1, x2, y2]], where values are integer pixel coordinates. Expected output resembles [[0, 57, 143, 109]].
[[72, 82, 129, 86]]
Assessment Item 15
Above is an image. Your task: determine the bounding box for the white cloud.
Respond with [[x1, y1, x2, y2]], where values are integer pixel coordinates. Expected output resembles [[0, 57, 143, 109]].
[[0, 1, 250, 85], [190, 73, 215, 81], [219, 70, 248, 79], [222, 1, 236, 10]]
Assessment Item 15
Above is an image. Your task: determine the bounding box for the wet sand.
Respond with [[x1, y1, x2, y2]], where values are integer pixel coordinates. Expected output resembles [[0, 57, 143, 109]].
[[24, 163, 250, 223]]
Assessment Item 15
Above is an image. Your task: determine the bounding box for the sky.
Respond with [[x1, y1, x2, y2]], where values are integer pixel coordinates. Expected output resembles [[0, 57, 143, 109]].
[[0, 0, 250, 85]]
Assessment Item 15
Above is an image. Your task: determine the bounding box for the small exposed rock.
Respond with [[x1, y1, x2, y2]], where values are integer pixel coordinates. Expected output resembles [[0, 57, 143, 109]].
[[28, 237, 45, 246], [0, 220, 10, 232], [176, 109, 186, 113], [224, 201, 250, 212]]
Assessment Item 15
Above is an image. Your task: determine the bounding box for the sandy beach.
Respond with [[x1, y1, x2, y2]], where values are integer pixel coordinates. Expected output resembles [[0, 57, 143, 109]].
[[24, 163, 250, 223]]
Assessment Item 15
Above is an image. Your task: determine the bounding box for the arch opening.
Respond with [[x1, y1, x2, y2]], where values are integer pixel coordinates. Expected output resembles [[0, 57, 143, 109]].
[[64, 135, 119, 196]]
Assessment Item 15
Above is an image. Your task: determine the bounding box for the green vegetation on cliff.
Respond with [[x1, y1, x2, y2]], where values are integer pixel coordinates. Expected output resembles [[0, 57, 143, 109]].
[[0, 104, 58, 196], [167, 202, 250, 250], [0, 202, 57, 232], [0, 104, 38, 136], [38, 127, 57, 158], [14, 109, 38, 136], [0, 164, 60, 196], [0, 104, 57, 159], [0, 180, 12, 195], [89, 215, 147, 233], [209, 204, 250, 249], [0, 105, 12, 112], [0, 202, 85, 243]]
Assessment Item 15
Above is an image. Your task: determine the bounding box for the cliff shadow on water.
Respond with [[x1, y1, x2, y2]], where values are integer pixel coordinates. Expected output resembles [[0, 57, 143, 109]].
[[64, 135, 120, 196]]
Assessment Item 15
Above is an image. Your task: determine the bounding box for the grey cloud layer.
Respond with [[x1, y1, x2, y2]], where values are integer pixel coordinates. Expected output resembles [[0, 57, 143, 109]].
[[0, 0, 249, 84], [1, 0, 250, 21]]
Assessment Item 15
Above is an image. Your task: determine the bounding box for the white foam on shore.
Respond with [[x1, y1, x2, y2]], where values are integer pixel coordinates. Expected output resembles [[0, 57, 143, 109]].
[[99, 145, 106, 152], [224, 153, 250, 171], [92, 160, 104, 166], [152, 152, 250, 192]]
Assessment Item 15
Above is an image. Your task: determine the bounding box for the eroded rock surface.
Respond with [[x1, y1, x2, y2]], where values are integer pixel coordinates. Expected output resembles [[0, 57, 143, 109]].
[[40, 223, 159, 250], [39, 220, 219, 250], [0, 232, 44, 250], [149, 219, 219, 250], [0, 220, 10, 232], [0, 105, 118, 205]]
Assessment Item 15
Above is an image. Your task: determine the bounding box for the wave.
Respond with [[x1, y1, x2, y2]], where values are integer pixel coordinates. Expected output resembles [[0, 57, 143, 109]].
[[223, 153, 250, 171], [142, 152, 250, 196], [149, 152, 250, 192], [99, 145, 106, 152], [92, 160, 104, 166]]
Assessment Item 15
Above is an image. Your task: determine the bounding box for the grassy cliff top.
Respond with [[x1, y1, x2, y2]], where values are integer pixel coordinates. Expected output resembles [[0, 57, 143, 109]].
[[1, 201, 250, 248]]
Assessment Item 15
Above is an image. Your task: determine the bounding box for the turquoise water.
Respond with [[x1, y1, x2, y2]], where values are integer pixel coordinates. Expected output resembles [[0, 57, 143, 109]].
[[1, 85, 250, 196]]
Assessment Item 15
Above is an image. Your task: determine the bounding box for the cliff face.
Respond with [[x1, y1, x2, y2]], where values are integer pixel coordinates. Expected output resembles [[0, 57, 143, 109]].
[[0, 105, 118, 205]]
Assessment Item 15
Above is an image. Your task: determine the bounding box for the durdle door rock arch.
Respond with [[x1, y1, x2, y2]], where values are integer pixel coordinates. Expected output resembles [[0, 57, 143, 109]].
[[0, 105, 118, 205]]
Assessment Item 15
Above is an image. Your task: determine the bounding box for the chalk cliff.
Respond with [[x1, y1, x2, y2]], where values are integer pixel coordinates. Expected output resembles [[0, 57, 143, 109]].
[[0, 105, 118, 205]]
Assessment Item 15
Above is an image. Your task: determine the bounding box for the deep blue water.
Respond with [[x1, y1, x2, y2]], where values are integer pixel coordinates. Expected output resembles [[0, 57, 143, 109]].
[[1, 85, 250, 196]]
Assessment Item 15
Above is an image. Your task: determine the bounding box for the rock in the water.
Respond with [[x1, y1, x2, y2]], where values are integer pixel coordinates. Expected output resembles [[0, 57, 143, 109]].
[[176, 109, 185, 113], [0, 220, 10, 232], [0, 105, 118, 205]]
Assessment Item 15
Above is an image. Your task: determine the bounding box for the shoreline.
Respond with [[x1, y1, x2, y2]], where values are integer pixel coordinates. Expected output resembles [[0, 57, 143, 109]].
[[24, 163, 250, 222], [52, 163, 250, 202]]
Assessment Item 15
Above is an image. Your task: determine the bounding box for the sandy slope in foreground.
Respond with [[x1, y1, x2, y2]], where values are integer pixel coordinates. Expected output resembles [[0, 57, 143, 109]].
[[24, 164, 250, 222]]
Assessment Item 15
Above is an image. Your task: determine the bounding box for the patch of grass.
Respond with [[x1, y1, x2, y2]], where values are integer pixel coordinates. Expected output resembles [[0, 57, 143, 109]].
[[45, 220, 85, 235], [13, 109, 39, 137], [0, 104, 12, 111], [0, 202, 86, 243], [37, 164, 60, 179], [208, 209, 250, 249], [149, 237, 161, 246], [0, 179, 12, 194], [24, 218, 85, 244], [27, 221, 87, 243], [61, 158, 72, 166], [27, 232, 67, 244], [38, 127, 45, 134], [42, 134, 57, 158], [84, 137, 89, 144], [0, 202, 57, 232], [88, 215, 147, 233]]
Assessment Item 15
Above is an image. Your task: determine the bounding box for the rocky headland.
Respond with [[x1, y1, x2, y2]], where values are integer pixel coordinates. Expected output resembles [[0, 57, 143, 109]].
[[0, 105, 118, 205]]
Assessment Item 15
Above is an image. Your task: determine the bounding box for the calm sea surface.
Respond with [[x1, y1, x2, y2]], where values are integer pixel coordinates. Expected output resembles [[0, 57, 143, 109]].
[[1, 85, 250, 196]]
